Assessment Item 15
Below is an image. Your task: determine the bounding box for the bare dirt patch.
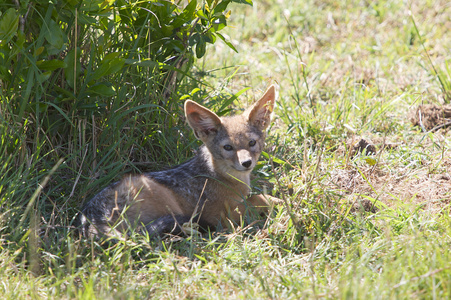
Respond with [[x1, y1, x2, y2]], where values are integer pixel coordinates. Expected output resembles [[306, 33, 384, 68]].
[[330, 132, 451, 214], [331, 158, 451, 214], [410, 104, 451, 131]]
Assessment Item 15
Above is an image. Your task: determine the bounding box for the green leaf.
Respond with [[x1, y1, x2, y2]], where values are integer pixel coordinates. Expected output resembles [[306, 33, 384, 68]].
[[261, 151, 286, 165], [81, 0, 106, 12], [37, 71, 52, 83], [0, 65, 10, 81], [64, 48, 82, 89], [105, 57, 125, 75], [0, 8, 19, 46], [218, 86, 250, 112], [43, 101, 75, 127], [68, 0, 81, 6], [212, 15, 227, 32], [215, 32, 238, 52], [15, 28, 25, 49], [90, 57, 125, 81], [53, 86, 76, 100], [77, 13, 98, 25], [213, 0, 231, 14], [124, 58, 160, 68], [37, 59, 67, 71], [172, 0, 197, 28], [87, 84, 116, 96], [196, 10, 208, 20], [103, 52, 121, 60], [183, 0, 198, 18], [44, 20, 65, 50], [232, 0, 253, 5], [35, 46, 45, 56], [195, 37, 206, 58], [188, 33, 200, 47]]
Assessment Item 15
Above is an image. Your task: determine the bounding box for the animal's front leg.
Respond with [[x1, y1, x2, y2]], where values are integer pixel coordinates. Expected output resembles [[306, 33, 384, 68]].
[[247, 194, 283, 206], [244, 194, 283, 217]]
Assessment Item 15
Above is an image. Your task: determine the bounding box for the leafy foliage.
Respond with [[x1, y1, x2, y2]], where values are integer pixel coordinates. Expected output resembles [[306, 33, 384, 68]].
[[0, 0, 251, 201], [0, 0, 249, 115], [0, 0, 252, 256]]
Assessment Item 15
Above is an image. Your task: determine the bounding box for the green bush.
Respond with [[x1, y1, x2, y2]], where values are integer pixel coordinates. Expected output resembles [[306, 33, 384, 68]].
[[0, 0, 251, 231], [0, 0, 248, 120]]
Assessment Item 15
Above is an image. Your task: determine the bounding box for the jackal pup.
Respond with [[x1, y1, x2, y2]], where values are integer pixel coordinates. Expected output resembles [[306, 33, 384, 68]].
[[79, 84, 279, 238]]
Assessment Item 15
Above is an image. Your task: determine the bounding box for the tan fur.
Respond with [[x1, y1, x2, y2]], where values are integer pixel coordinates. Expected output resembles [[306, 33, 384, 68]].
[[115, 175, 191, 224]]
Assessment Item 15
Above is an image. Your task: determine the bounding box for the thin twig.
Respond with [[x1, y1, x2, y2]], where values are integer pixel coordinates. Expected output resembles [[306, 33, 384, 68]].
[[428, 121, 451, 133], [418, 109, 426, 133]]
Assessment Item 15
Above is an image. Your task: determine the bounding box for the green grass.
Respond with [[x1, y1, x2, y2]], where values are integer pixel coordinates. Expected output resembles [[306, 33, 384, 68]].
[[1, 0, 451, 299]]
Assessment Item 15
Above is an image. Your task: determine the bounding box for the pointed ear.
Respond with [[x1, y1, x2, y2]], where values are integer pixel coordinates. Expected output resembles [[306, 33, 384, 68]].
[[185, 100, 222, 140], [247, 84, 278, 130]]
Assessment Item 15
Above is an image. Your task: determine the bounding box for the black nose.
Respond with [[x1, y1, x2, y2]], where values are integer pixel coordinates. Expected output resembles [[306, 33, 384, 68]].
[[241, 160, 252, 168]]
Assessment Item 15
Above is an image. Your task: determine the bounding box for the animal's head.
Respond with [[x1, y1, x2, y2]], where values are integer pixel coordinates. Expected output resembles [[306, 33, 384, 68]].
[[185, 84, 278, 179]]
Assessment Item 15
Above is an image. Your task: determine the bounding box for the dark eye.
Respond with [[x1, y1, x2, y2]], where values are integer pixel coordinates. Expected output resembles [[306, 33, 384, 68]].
[[223, 145, 233, 151], [249, 139, 256, 147]]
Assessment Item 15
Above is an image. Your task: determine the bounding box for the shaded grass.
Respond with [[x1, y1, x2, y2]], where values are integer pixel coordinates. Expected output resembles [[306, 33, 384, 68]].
[[1, 0, 451, 299]]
